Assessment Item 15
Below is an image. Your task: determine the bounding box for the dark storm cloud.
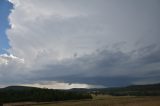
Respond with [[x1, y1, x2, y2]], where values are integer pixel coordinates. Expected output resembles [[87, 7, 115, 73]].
[[28, 44, 160, 87], [1, 0, 159, 88]]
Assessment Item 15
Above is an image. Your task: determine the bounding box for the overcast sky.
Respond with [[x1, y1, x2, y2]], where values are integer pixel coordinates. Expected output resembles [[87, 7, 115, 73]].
[[0, 0, 160, 89]]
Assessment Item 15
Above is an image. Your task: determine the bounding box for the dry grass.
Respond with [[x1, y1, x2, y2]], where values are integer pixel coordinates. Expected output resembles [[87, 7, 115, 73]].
[[33, 95, 160, 106]]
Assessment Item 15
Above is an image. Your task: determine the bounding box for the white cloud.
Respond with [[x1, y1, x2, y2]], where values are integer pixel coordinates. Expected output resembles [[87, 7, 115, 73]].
[[0, 54, 24, 65]]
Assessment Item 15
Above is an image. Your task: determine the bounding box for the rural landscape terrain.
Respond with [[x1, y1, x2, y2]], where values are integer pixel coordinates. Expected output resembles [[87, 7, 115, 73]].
[[1, 83, 160, 106], [33, 96, 160, 106]]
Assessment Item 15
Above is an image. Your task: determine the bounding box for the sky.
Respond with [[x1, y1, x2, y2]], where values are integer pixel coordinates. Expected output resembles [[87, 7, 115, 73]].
[[0, 0, 160, 89], [0, 0, 12, 54]]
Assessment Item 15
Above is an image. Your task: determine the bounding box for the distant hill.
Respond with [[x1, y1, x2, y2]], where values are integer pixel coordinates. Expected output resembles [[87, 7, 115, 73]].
[[0, 83, 160, 105], [126, 83, 160, 90], [105, 83, 160, 96], [2, 86, 37, 90], [69, 83, 160, 96], [0, 86, 92, 104], [73, 83, 160, 90], [2, 83, 160, 91]]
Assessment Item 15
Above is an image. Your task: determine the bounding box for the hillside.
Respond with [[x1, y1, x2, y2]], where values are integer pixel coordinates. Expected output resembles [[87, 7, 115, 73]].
[[70, 83, 160, 96], [0, 86, 92, 105], [1, 86, 37, 90], [0, 83, 160, 105]]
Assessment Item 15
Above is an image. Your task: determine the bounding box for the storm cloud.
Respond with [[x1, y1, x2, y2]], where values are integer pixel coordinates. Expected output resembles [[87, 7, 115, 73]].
[[0, 0, 159, 88]]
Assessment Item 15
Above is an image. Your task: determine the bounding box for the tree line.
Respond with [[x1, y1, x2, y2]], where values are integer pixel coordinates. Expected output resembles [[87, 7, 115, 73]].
[[0, 86, 92, 105]]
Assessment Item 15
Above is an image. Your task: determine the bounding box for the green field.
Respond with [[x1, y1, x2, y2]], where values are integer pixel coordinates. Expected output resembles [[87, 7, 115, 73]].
[[33, 95, 160, 106]]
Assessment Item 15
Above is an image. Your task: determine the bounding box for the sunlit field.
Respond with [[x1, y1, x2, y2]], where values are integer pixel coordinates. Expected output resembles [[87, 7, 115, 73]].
[[34, 95, 160, 106]]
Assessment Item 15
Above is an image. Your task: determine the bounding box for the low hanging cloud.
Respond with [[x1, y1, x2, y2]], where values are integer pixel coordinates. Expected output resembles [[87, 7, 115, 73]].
[[0, 0, 159, 88], [20, 81, 104, 89]]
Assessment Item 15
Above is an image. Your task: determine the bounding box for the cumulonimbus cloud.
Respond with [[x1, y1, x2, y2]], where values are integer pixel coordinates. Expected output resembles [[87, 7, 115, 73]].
[[1, 0, 159, 88]]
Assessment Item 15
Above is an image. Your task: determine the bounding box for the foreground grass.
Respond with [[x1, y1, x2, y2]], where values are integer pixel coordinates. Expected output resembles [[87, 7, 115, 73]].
[[34, 95, 160, 106]]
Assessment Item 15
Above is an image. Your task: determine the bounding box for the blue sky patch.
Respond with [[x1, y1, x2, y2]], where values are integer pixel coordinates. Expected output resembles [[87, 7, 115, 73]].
[[0, 0, 13, 54]]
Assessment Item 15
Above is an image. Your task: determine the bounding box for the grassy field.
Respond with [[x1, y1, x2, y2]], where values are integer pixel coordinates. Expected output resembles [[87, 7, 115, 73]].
[[33, 95, 160, 106]]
